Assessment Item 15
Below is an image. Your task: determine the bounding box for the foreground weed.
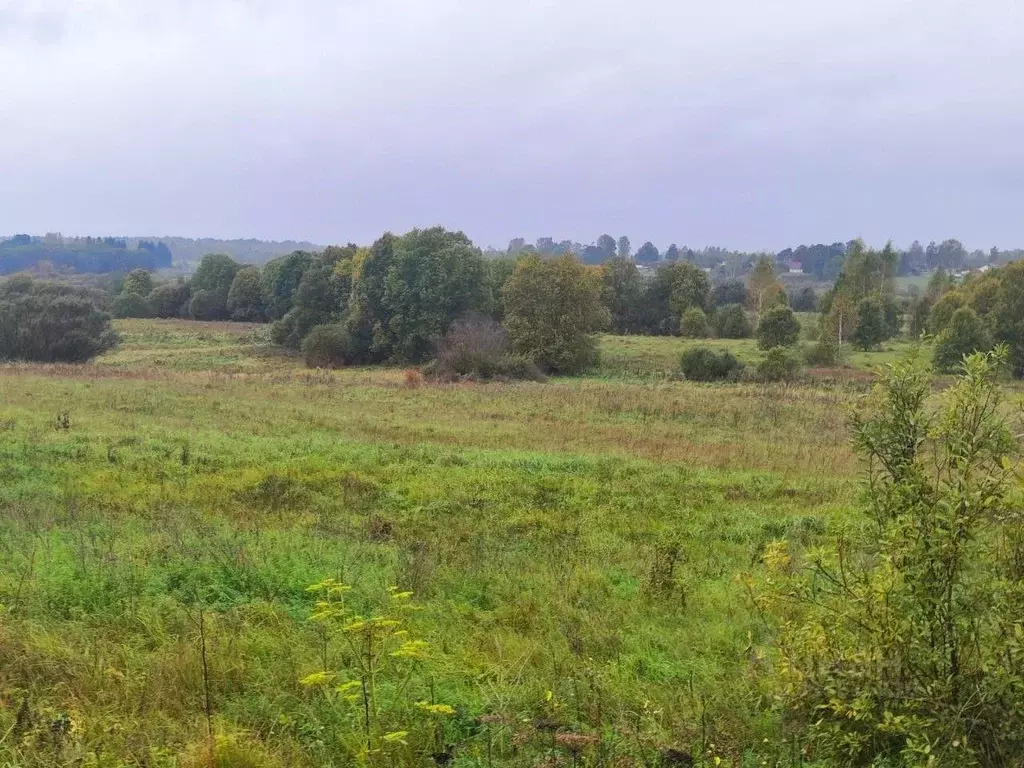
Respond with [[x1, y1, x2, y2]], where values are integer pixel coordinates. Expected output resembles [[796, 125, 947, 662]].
[[300, 579, 452, 766], [758, 348, 1024, 766]]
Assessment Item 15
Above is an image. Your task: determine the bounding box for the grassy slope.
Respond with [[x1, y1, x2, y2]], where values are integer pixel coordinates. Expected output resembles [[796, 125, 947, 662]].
[[0, 320, 864, 766]]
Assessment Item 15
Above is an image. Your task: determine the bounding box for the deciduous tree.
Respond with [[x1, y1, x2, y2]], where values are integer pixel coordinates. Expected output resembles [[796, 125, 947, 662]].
[[227, 266, 267, 322], [502, 255, 609, 374], [747, 256, 783, 314], [122, 269, 153, 298], [616, 235, 631, 260], [765, 349, 1024, 765], [635, 241, 660, 264]]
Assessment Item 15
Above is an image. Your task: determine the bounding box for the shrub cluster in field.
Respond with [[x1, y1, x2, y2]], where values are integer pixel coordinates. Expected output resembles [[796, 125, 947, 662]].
[[0, 276, 118, 362], [421, 314, 546, 382], [679, 347, 743, 382]]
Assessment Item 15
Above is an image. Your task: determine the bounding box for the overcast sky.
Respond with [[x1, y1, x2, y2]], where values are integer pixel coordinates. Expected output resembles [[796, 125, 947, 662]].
[[1, 0, 1022, 251]]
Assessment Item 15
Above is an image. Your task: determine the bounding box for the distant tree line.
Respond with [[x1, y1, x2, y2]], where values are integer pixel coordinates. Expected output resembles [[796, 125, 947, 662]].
[[500, 234, 769, 277], [499, 234, 1015, 280], [153, 236, 321, 267], [5, 229, 1018, 283], [0, 235, 172, 275]]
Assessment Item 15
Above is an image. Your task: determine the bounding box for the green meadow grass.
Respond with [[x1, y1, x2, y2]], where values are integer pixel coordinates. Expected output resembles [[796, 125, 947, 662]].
[[894, 273, 934, 294], [0, 320, 872, 766], [596, 326, 915, 381]]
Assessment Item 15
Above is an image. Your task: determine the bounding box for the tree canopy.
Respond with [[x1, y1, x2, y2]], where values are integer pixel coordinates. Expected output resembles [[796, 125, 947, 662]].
[[502, 255, 609, 374]]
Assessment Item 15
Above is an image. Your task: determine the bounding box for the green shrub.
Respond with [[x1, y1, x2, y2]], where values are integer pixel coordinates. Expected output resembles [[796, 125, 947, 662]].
[[503, 254, 609, 374], [679, 307, 709, 338], [766, 349, 1024, 765], [111, 291, 152, 319], [804, 339, 840, 367], [712, 280, 748, 307], [713, 303, 753, 339], [928, 289, 965, 334], [882, 295, 904, 339], [789, 286, 818, 312], [302, 324, 354, 369], [852, 295, 886, 350], [0, 278, 118, 362], [756, 306, 800, 349], [680, 346, 743, 382], [756, 346, 801, 382], [908, 295, 932, 339], [272, 307, 322, 349], [227, 265, 267, 322]]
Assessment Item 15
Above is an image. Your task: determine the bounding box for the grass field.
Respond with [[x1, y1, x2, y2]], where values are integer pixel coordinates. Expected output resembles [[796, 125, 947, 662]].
[[596, 327, 913, 381], [0, 320, 884, 766], [893, 273, 935, 294]]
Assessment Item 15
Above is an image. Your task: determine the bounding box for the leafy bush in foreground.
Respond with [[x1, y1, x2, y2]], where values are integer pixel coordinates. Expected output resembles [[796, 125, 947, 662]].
[[0, 277, 118, 362], [763, 348, 1024, 766]]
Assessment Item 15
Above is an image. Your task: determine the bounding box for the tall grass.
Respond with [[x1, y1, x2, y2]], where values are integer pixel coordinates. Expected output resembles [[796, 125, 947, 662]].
[[0, 319, 868, 766]]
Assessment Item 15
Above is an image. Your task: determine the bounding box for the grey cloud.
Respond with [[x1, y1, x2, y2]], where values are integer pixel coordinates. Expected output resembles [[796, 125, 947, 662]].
[[1, 0, 1023, 250]]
